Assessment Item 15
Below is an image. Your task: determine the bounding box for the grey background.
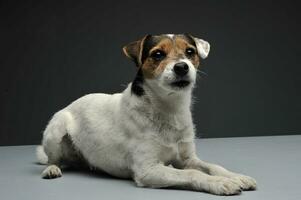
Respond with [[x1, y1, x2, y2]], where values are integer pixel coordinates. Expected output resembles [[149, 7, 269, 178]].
[[0, 0, 300, 146], [1, 136, 301, 200]]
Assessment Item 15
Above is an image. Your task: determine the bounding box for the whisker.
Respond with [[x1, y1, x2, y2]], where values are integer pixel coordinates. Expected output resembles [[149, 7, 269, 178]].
[[197, 70, 208, 77], [196, 70, 208, 80]]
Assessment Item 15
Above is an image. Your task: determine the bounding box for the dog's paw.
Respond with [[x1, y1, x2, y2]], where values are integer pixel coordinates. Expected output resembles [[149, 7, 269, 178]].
[[230, 174, 257, 190], [41, 165, 62, 179], [206, 176, 242, 195]]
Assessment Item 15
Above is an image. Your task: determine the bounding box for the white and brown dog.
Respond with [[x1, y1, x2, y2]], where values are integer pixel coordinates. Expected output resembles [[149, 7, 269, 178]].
[[37, 34, 256, 195]]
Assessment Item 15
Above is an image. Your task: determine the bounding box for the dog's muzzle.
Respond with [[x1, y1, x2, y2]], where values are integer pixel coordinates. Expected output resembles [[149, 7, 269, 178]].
[[171, 62, 191, 88], [174, 62, 189, 77]]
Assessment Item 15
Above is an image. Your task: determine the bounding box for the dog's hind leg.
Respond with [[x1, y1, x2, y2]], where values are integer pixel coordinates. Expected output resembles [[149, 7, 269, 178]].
[[38, 111, 75, 179], [41, 164, 62, 179], [36, 145, 62, 179]]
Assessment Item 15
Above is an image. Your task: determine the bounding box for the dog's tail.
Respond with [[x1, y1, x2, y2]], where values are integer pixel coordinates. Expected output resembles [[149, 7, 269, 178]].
[[36, 145, 48, 165]]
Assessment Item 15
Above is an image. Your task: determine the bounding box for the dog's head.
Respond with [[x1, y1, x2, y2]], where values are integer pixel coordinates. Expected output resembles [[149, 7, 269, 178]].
[[123, 34, 210, 96]]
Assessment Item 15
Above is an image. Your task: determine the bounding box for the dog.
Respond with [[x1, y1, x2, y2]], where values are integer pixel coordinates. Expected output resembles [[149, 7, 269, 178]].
[[37, 34, 257, 195]]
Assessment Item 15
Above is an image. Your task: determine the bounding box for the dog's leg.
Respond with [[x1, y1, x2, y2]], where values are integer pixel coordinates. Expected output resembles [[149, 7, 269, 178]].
[[37, 145, 63, 179], [133, 164, 241, 195], [184, 158, 257, 190], [40, 111, 74, 179], [178, 142, 257, 190], [41, 165, 62, 179]]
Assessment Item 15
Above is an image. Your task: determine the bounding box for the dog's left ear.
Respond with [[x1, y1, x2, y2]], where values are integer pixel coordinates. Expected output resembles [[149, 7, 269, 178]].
[[123, 35, 151, 67], [190, 36, 210, 59]]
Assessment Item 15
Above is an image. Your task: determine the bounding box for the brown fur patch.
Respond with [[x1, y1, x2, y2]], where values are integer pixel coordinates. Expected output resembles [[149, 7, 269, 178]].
[[141, 35, 200, 79], [123, 35, 152, 66]]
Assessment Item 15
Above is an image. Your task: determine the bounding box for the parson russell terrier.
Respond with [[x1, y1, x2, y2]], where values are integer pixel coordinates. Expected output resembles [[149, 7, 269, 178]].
[[37, 34, 257, 195]]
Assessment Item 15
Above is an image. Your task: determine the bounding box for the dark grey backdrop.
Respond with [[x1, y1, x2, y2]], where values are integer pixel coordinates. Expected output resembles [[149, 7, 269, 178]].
[[1, 0, 300, 146]]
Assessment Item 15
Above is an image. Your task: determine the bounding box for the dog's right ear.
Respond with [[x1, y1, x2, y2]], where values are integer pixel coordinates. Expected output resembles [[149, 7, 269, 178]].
[[123, 35, 151, 67], [192, 36, 210, 59]]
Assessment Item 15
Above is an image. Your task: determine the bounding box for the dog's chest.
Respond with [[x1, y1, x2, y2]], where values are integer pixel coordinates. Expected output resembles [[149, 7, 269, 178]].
[[147, 112, 191, 143], [146, 114, 191, 165], [158, 143, 180, 165]]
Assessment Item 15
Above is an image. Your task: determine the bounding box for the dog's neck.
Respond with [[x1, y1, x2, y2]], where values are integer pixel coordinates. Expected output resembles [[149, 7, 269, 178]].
[[142, 82, 192, 114], [125, 80, 194, 143], [122, 79, 194, 144], [125, 68, 194, 115]]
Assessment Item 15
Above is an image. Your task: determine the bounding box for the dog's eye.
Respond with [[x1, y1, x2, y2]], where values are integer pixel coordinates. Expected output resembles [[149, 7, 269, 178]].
[[185, 48, 196, 57], [150, 50, 166, 61]]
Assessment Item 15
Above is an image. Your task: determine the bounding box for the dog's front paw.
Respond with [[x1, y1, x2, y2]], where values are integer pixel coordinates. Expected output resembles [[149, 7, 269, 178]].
[[205, 176, 242, 196], [230, 174, 257, 191]]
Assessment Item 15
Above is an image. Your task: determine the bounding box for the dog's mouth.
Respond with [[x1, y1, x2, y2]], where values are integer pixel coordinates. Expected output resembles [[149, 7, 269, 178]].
[[171, 80, 190, 88]]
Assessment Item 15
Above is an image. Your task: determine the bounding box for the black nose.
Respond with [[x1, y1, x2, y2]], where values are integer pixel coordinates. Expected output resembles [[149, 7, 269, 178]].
[[174, 62, 189, 76]]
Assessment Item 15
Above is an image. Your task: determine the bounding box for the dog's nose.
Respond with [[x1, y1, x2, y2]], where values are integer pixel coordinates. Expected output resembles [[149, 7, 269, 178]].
[[174, 62, 189, 76]]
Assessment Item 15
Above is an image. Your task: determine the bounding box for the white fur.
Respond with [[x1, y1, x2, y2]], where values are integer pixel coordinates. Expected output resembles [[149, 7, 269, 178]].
[[193, 38, 210, 59], [37, 39, 256, 195], [36, 145, 48, 164], [41, 165, 62, 179], [166, 34, 174, 38]]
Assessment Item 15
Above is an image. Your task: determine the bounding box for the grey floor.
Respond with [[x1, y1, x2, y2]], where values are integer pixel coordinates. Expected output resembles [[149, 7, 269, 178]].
[[1, 135, 301, 200]]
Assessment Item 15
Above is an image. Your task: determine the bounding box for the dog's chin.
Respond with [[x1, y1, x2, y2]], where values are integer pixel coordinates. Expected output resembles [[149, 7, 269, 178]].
[[167, 79, 194, 91], [171, 80, 191, 88]]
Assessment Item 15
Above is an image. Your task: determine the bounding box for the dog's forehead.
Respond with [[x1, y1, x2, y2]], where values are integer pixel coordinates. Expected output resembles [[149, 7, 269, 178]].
[[141, 34, 196, 63], [144, 34, 195, 51], [154, 34, 194, 45]]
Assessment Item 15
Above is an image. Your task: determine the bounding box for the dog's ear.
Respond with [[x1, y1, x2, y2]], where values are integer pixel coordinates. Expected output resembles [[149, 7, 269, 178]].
[[123, 35, 151, 67], [189, 35, 210, 59]]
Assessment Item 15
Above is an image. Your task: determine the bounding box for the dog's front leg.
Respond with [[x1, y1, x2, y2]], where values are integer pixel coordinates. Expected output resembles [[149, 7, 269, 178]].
[[178, 141, 257, 190], [133, 163, 241, 195]]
